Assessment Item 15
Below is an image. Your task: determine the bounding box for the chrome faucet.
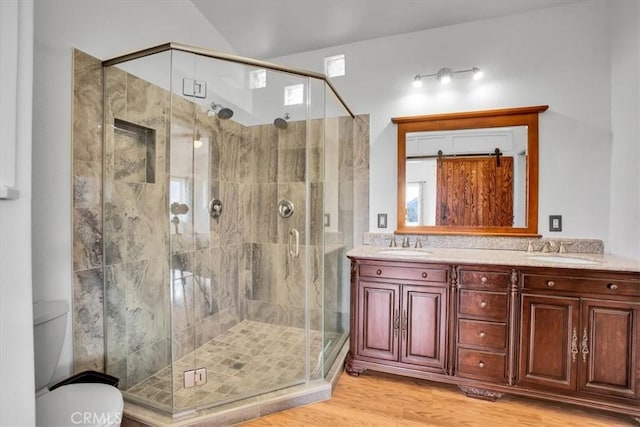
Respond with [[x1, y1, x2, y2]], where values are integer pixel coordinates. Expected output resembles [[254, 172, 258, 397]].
[[389, 237, 397, 247], [414, 238, 422, 248], [402, 237, 410, 248]]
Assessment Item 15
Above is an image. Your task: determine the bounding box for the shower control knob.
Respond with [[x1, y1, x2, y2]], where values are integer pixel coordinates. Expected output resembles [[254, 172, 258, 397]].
[[208, 199, 223, 219], [278, 200, 295, 218]]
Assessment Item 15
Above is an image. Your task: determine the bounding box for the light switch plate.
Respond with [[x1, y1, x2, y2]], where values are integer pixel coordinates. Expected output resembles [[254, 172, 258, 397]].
[[378, 213, 388, 228], [549, 215, 562, 232]]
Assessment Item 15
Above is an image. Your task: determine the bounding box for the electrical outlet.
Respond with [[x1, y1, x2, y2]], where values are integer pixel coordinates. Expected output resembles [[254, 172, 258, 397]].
[[377, 213, 388, 228]]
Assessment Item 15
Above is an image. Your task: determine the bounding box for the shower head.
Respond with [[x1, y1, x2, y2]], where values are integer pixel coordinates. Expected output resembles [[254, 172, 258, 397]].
[[207, 102, 234, 120], [170, 202, 189, 215], [273, 113, 290, 130]]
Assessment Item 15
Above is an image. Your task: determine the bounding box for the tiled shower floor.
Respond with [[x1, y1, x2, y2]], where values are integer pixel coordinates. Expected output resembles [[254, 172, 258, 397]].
[[125, 320, 341, 413]]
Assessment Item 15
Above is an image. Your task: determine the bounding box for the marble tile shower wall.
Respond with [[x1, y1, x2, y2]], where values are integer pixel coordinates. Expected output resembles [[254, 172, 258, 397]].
[[72, 50, 106, 373], [103, 62, 172, 388], [72, 49, 370, 392]]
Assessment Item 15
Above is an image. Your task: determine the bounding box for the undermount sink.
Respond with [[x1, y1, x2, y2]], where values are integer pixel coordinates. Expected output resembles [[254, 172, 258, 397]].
[[377, 249, 432, 256], [526, 255, 600, 265]]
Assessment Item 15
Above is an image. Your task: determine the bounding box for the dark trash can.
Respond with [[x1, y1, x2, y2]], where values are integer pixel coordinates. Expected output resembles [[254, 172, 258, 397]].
[[49, 370, 119, 391]]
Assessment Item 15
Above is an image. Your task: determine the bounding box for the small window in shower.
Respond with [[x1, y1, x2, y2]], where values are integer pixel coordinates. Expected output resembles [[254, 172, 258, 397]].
[[113, 118, 156, 183], [249, 69, 266, 89], [324, 54, 345, 78], [284, 83, 304, 106]]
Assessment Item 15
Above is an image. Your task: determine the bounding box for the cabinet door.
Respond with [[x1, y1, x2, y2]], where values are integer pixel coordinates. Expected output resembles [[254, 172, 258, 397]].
[[518, 294, 580, 391], [579, 299, 640, 399], [357, 281, 399, 361], [400, 285, 447, 371]]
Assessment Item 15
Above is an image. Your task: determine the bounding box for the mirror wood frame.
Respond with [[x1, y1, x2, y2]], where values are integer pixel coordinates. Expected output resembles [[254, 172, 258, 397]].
[[392, 105, 548, 237]]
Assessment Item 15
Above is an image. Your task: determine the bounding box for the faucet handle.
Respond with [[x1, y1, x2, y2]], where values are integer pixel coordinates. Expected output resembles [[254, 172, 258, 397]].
[[414, 239, 422, 248], [389, 237, 397, 247], [402, 237, 410, 248], [526, 241, 535, 252], [559, 241, 573, 254]]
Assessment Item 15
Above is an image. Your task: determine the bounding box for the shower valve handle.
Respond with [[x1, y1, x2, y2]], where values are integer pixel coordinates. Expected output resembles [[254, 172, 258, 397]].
[[208, 199, 223, 219]]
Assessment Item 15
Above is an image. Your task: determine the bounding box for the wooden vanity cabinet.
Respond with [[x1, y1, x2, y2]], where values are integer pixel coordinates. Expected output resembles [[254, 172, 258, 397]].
[[346, 260, 449, 377], [347, 255, 640, 420], [519, 268, 640, 406]]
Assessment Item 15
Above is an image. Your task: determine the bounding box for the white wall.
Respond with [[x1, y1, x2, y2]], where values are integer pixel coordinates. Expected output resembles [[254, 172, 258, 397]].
[[32, 0, 236, 383], [270, 0, 636, 254], [0, 1, 35, 425], [609, 1, 640, 259]]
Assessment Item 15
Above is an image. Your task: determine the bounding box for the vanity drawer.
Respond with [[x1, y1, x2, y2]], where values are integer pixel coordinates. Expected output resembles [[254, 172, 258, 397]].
[[458, 319, 507, 350], [459, 269, 511, 290], [458, 290, 508, 321], [522, 274, 640, 297], [359, 264, 447, 283], [456, 348, 506, 382]]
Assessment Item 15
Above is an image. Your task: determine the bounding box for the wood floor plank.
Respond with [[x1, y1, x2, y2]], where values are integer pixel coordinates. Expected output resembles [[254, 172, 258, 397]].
[[238, 371, 637, 426]]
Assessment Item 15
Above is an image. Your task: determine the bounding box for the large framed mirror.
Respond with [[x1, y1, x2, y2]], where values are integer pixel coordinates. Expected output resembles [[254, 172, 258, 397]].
[[392, 105, 548, 236]]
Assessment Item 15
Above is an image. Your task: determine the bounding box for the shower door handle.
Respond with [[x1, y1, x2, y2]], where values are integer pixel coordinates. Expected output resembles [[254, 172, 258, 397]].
[[288, 229, 299, 258]]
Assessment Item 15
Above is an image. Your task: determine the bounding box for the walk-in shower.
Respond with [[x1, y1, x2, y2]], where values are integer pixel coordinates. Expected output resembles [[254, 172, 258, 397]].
[[99, 43, 358, 418]]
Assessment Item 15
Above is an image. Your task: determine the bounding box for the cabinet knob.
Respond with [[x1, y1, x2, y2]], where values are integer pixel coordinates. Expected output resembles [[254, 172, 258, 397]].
[[376, 269, 382, 275], [547, 280, 555, 287], [421, 272, 428, 279], [481, 276, 488, 283], [479, 331, 486, 338], [478, 361, 486, 368], [479, 301, 487, 308], [607, 283, 618, 291]]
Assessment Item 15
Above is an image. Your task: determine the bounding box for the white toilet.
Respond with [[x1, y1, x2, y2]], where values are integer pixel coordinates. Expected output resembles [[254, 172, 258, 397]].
[[34, 301, 123, 427]]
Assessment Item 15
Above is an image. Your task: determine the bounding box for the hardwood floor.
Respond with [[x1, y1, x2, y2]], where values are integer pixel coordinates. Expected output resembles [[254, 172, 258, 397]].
[[238, 370, 637, 426]]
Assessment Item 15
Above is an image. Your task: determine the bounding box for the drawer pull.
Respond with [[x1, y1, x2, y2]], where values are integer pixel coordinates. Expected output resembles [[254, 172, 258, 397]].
[[421, 272, 428, 279], [607, 283, 618, 291], [547, 280, 555, 288], [478, 361, 486, 368], [479, 301, 488, 308], [479, 331, 486, 338], [481, 276, 488, 283], [376, 269, 382, 276], [571, 327, 578, 363]]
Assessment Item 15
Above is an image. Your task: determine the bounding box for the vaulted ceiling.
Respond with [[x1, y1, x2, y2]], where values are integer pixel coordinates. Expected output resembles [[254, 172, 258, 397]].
[[192, 0, 584, 59]]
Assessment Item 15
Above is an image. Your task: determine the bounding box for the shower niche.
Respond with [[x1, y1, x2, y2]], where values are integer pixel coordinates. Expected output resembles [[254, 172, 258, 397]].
[[98, 43, 361, 418], [113, 119, 156, 183]]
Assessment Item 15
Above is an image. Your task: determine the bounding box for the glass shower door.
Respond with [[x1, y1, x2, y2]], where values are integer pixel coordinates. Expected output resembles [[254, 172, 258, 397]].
[[169, 53, 313, 411]]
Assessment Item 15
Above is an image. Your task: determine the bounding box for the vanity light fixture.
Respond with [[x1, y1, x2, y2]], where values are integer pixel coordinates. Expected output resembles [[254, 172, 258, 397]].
[[412, 66, 483, 87]]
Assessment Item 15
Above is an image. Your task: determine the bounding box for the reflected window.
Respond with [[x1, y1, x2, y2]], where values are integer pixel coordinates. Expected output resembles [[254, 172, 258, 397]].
[[249, 69, 266, 89], [406, 183, 421, 226], [284, 84, 304, 106]]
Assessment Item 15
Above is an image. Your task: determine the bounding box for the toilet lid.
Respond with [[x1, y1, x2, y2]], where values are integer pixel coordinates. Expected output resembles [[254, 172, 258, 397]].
[[37, 383, 123, 427]]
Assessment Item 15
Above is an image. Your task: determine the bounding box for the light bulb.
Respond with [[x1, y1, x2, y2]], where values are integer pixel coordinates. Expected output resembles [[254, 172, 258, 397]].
[[412, 75, 423, 88], [437, 68, 452, 84], [472, 67, 484, 80]]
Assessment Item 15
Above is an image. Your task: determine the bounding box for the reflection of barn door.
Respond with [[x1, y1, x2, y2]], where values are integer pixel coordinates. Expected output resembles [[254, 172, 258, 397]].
[[436, 157, 513, 226]]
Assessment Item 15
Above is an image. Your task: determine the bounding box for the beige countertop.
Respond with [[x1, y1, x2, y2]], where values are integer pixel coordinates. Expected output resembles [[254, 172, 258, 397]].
[[347, 245, 640, 273]]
